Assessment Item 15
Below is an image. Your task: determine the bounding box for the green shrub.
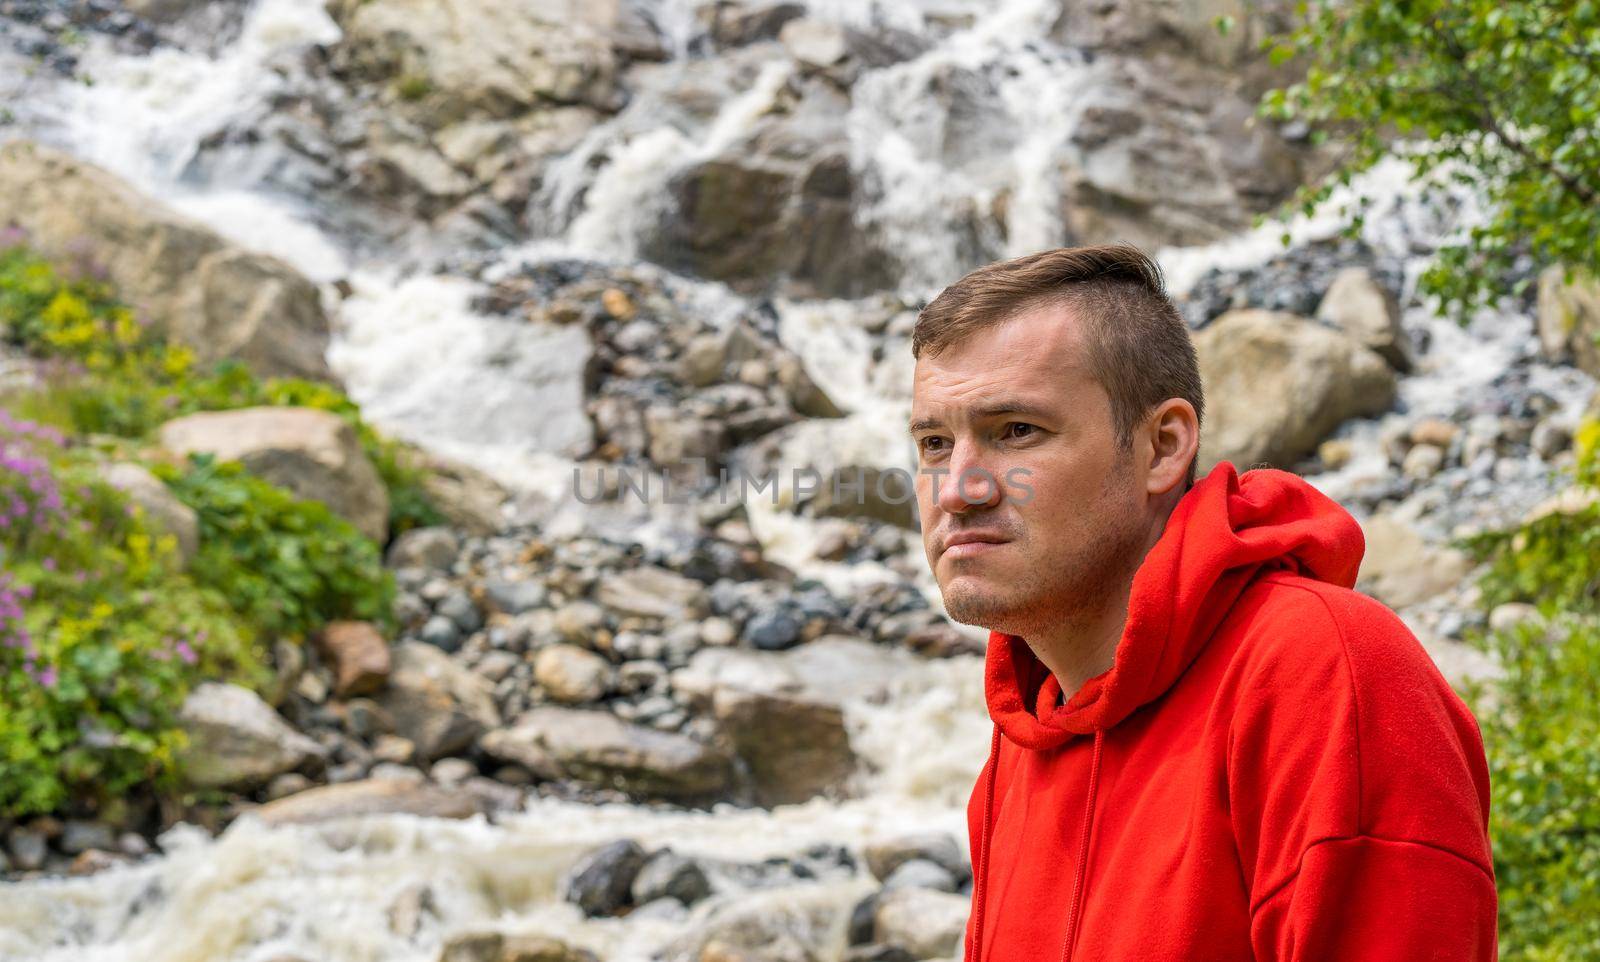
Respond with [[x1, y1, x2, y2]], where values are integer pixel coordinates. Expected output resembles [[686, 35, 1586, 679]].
[[154, 454, 396, 642], [0, 242, 442, 535], [1463, 416, 1600, 960], [0, 412, 260, 817]]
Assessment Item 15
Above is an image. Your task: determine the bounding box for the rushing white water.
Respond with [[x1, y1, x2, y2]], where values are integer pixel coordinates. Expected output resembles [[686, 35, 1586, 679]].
[[0, 649, 987, 962], [3, 0, 1596, 958]]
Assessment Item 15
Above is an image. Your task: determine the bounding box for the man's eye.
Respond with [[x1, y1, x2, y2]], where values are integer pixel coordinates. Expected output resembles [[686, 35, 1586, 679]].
[[920, 436, 948, 454], [1004, 422, 1037, 440]]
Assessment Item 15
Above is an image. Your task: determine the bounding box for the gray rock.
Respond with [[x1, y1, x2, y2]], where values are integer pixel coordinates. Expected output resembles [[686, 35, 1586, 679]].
[[481, 707, 733, 801], [6, 826, 47, 871], [594, 566, 708, 621], [561, 839, 646, 917], [865, 833, 970, 886], [743, 609, 801, 650], [1316, 267, 1413, 372], [484, 578, 548, 615], [436, 590, 483, 633], [872, 888, 969, 960], [880, 858, 959, 894], [1357, 514, 1472, 609], [179, 683, 326, 789], [630, 850, 713, 907], [59, 821, 115, 856], [420, 615, 463, 651], [378, 642, 500, 761], [387, 527, 460, 571]]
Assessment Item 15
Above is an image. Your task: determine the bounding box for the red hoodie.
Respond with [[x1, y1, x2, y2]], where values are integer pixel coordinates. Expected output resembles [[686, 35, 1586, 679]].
[[964, 461, 1497, 962]]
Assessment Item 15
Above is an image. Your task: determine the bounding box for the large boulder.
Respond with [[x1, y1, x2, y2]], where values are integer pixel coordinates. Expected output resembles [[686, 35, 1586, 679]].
[[481, 707, 733, 801], [1058, 58, 1304, 249], [0, 141, 332, 381], [672, 645, 860, 806], [379, 642, 500, 761], [1536, 264, 1600, 378], [641, 81, 893, 298], [179, 683, 325, 789], [1195, 309, 1397, 471], [327, 0, 620, 125], [158, 406, 389, 543]]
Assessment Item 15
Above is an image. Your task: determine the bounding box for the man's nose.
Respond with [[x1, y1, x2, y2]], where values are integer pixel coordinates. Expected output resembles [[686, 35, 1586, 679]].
[[937, 438, 1005, 514]]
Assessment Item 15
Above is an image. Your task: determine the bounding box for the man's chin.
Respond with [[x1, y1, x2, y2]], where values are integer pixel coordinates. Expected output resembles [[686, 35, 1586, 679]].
[[938, 578, 1026, 633]]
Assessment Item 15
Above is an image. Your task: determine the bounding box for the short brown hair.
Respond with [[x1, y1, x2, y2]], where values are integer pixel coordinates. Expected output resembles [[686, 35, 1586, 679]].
[[913, 244, 1204, 486]]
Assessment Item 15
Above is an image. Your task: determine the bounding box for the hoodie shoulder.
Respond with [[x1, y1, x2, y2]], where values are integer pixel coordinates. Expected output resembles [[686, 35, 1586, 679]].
[[1220, 571, 1492, 874]]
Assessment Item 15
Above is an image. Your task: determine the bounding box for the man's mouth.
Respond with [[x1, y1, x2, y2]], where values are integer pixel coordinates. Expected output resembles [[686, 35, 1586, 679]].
[[941, 530, 1010, 559]]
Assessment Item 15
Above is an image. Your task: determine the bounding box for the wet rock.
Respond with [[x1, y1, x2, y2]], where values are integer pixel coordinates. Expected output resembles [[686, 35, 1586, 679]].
[[872, 888, 969, 960], [1401, 443, 1446, 480], [1316, 267, 1412, 372], [1536, 264, 1600, 378], [438, 932, 597, 962], [481, 707, 733, 801], [179, 682, 326, 790], [642, 87, 893, 298], [98, 462, 200, 564], [673, 646, 858, 805], [254, 777, 482, 825], [631, 849, 713, 907], [1489, 603, 1541, 635], [388, 527, 461, 571], [318, 620, 393, 697], [158, 407, 389, 543], [429, 757, 478, 787], [1195, 309, 1396, 470], [677, 889, 842, 962], [561, 838, 647, 917], [0, 141, 332, 381], [378, 642, 501, 761], [881, 858, 959, 894], [534, 644, 613, 703], [1531, 417, 1573, 460], [864, 833, 970, 886]]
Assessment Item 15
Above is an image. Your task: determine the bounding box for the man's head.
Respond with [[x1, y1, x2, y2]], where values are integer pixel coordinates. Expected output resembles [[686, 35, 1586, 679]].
[[910, 244, 1203, 638]]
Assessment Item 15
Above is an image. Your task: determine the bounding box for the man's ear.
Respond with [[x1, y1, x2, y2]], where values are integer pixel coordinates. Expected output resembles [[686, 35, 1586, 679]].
[[1143, 398, 1200, 497]]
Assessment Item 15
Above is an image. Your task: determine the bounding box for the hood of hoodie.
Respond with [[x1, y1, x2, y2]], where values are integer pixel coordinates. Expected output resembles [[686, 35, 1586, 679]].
[[985, 460, 1365, 751]]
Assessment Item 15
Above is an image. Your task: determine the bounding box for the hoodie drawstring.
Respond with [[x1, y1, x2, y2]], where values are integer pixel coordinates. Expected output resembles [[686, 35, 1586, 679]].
[[1059, 729, 1105, 962], [967, 724, 1003, 962]]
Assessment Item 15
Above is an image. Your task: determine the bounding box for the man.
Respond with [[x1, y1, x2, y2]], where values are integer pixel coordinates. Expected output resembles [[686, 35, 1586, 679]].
[[910, 244, 1497, 961]]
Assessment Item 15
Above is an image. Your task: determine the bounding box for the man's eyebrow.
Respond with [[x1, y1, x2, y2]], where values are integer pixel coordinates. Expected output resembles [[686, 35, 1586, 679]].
[[908, 399, 1056, 434]]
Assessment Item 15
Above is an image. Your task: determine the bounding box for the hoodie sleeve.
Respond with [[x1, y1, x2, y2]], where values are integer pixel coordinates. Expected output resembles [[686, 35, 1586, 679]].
[[1226, 581, 1497, 962]]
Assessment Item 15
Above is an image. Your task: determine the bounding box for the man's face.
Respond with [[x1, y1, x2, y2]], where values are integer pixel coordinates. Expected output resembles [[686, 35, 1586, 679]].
[[911, 303, 1149, 636]]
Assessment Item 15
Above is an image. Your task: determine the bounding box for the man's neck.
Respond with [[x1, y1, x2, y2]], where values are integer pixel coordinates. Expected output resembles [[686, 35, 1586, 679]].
[[1031, 593, 1130, 703]]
